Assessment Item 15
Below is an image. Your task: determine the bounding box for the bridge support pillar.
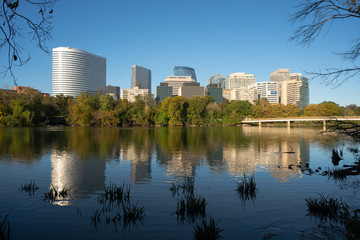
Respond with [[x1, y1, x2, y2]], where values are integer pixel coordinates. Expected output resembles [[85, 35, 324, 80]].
[[323, 120, 327, 131], [259, 122, 261, 127], [287, 121, 291, 128]]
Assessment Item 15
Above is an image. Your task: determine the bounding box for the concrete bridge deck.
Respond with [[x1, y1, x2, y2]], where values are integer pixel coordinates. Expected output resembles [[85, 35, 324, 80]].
[[241, 116, 360, 129]]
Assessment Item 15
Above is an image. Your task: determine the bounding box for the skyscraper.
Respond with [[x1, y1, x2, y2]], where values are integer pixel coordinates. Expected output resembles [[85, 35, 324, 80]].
[[280, 78, 309, 107], [255, 82, 279, 104], [131, 65, 151, 93], [174, 66, 197, 81], [270, 69, 293, 83], [207, 73, 226, 88], [52, 47, 106, 97], [223, 72, 256, 90], [164, 76, 196, 96], [270, 68, 309, 107]]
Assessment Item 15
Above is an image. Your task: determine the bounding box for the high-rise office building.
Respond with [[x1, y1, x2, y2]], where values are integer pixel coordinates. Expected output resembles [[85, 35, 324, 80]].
[[254, 82, 279, 104], [270, 69, 291, 83], [223, 72, 256, 90], [298, 77, 309, 108], [280, 78, 309, 107], [156, 83, 173, 102], [52, 47, 106, 97], [174, 66, 197, 81], [230, 87, 257, 104], [207, 73, 226, 88], [270, 68, 309, 107], [178, 82, 204, 98], [164, 76, 196, 96], [206, 85, 223, 103], [131, 65, 151, 93], [105, 85, 120, 100], [121, 86, 150, 102]]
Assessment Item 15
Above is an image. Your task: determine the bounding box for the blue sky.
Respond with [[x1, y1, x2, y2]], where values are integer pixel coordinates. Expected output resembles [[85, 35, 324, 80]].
[[1, 0, 359, 106]]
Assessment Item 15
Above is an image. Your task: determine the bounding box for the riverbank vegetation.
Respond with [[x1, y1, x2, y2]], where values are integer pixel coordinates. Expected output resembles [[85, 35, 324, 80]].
[[0, 89, 359, 127]]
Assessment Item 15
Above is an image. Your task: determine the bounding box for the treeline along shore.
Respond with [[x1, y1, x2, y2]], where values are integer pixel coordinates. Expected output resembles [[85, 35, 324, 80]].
[[0, 88, 359, 127]]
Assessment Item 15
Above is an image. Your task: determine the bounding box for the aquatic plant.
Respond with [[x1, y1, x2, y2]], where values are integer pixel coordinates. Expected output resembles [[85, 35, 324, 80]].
[[176, 194, 206, 223], [19, 180, 39, 196], [90, 210, 102, 226], [0, 212, 10, 240], [193, 216, 224, 240], [305, 194, 346, 222], [169, 177, 194, 197], [305, 195, 360, 239], [325, 167, 349, 181], [43, 186, 70, 202], [235, 174, 257, 201], [103, 183, 131, 204], [122, 202, 145, 227]]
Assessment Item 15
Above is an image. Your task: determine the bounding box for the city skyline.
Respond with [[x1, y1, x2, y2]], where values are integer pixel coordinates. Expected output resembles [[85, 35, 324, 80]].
[[0, 0, 359, 106]]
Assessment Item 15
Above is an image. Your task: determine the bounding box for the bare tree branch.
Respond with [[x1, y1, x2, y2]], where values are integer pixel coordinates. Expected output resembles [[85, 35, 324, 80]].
[[326, 119, 360, 142], [305, 67, 360, 87], [0, 0, 56, 85], [291, 0, 360, 85]]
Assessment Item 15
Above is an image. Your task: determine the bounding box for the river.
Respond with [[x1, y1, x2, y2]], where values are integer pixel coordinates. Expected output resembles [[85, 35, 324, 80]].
[[0, 126, 359, 239]]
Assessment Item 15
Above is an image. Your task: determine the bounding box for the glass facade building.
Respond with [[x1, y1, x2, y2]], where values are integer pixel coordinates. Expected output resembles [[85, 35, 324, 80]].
[[156, 84, 173, 102], [173, 66, 197, 81], [206, 85, 223, 103], [52, 47, 106, 97], [297, 77, 309, 108], [131, 65, 151, 94], [207, 73, 226, 88]]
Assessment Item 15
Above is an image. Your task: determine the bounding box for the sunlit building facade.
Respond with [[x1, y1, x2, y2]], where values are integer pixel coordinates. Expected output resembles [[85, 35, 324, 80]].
[[164, 76, 196, 96], [52, 47, 106, 97], [121, 86, 150, 102], [255, 82, 279, 104], [223, 72, 256, 90]]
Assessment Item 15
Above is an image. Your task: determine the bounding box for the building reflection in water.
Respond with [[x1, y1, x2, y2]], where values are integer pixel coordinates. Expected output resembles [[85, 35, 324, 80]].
[[155, 127, 313, 182], [49, 126, 321, 201], [50, 150, 106, 205], [224, 127, 311, 182], [120, 144, 152, 184]]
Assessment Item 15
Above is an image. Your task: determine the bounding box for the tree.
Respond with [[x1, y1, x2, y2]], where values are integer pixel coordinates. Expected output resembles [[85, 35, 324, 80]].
[[186, 96, 207, 126], [0, 0, 56, 83], [291, 0, 360, 86], [168, 96, 188, 126]]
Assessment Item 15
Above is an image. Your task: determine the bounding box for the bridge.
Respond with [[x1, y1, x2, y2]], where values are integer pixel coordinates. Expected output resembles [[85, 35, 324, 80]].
[[241, 116, 360, 130]]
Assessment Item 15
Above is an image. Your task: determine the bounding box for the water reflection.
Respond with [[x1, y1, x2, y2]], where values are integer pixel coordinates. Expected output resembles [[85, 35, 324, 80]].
[[0, 127, 339, 193], [51, 150, 105, 201]]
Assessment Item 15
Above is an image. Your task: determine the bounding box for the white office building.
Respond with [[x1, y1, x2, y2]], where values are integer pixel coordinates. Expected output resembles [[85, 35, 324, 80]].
[[52, 47, 106, 97], [230, 87, 257, 104], [255, 82, 279, 104], [223, 72, 256, 90], [121, 87, 150, 102]]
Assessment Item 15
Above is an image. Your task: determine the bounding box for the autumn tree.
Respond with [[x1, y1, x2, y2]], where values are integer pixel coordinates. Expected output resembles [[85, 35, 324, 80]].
[[168, 96, 188, 126], [291, 0, 360, 85], [186, 96, 208, 126]]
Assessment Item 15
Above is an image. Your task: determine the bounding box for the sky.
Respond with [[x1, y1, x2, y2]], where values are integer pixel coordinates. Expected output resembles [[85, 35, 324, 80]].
[[1, 0, 360, 106]]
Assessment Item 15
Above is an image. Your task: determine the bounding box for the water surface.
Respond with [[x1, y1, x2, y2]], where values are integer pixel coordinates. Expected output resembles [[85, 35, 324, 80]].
[[0, 127, 358, 239]]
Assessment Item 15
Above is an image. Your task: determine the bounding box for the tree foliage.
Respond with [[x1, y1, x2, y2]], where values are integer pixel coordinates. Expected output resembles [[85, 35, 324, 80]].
[[0, 92, 359, 127]]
